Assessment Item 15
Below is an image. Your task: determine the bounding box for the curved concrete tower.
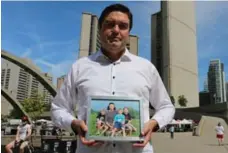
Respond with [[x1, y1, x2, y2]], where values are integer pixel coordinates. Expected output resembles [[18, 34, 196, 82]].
[[152, 1, 199, 108], [162, 1, 199, 107]]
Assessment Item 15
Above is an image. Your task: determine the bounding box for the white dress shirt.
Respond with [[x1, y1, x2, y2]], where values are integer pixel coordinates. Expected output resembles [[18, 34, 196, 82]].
[[51, 49, 175, 153]]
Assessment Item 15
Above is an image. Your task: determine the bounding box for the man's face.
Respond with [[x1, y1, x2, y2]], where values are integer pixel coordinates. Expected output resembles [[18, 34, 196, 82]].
[[100, 11, 130, 52]]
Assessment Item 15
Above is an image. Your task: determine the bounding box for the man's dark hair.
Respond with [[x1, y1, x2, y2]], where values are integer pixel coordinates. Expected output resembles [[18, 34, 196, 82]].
[[98, 3, 133, 31]]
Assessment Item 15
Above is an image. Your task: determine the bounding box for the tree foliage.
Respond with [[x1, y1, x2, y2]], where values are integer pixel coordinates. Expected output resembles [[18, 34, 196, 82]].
[[1, 114, 10, 122], [21, 91, 46, 121], [9, 109, 24, 119], [127, 107, 140, 119], [178, 95, 188, 107]]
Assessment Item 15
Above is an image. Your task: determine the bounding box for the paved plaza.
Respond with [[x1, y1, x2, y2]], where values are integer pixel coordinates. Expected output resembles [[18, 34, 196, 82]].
[[152, 132, 228, 153], [152, 116, 228, 153]]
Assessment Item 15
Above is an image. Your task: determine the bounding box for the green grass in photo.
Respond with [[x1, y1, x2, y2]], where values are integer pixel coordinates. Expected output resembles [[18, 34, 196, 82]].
[[88, 111, 141, 137]]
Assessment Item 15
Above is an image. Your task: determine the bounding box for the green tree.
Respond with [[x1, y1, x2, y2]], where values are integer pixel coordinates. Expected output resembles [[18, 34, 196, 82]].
[[128, 107, 140, 119], [1, 114, 10, 122], [9, 109, 24, 119], [170, 96, 175, 106], [21, 92, 46, 121], [178, 95, 188, 107]]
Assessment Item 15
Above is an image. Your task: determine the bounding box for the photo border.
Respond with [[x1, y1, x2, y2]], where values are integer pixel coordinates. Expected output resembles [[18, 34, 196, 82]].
[[86, 95, 144, 142]]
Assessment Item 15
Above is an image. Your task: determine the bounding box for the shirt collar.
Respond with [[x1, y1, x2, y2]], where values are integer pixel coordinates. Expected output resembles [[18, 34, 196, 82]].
[[93, 48, 132, 63]]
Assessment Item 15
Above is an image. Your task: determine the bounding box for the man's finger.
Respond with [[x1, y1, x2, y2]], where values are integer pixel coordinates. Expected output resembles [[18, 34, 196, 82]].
[[132, 138, 149, 147], [90, 141, 104, 147], [133, 131, 152, 147], [80, 135, 95, 146]]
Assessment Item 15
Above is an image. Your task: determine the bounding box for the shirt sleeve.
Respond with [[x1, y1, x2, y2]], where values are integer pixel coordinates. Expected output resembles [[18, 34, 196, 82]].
[[149, 65, 175, 129], [51, 64, 78, 132]]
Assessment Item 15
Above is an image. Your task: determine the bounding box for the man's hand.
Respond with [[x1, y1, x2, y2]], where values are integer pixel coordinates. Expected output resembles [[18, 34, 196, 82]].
[[133, 119, 158, 147], [71, 119, 103, 147]]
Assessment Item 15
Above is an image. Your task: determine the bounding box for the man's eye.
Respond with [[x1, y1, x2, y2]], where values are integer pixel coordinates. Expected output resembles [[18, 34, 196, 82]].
[[104, 21, 115, 28], [104, 21, 129, 30], [119, 23, 129, 30]]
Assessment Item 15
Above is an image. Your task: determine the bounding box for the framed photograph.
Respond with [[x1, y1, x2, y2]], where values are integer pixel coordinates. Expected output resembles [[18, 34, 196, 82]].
[[86, 96, 144, 142]]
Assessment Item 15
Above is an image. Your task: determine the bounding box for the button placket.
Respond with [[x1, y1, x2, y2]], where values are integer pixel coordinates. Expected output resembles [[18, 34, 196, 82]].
[[111, 63, 116, 95]]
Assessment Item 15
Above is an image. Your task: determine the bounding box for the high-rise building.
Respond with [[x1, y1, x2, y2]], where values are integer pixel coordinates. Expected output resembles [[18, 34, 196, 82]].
[[1, 58, 53, 115], [57, 75, 66, 89], [42, 73, 53, 104], [151, 1, 199, 107], [199, 91, 214, 106], [226, 82, 228, 102], [208, 59, 226, 103], [127, 35, 139, 56], [203, 77, 209, 92], [151, 11, 163, 79], [78, 12, 101, 58]]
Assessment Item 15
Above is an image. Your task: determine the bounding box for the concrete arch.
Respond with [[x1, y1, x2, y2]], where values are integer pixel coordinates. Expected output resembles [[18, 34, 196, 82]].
[[1, 88, 32, 123], [1, 50, 57, 96]]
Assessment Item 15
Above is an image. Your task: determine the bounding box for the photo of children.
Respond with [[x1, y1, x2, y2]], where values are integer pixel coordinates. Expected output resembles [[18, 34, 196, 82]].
[[87, 99, 141, 139]]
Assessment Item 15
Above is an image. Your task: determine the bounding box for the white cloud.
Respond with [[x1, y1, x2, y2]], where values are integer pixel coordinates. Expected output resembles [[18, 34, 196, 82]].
[[17, 31, 41, 45], [35, 59, 55, 68], [21, 48, 32, 58], [35, 59, 75, 86]]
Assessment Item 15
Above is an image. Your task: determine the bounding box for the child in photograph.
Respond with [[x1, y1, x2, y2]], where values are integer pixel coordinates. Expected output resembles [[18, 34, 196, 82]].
[[111, 108, 126, 137], [96, 109, 106, 135], [123, 107, 137, 136]]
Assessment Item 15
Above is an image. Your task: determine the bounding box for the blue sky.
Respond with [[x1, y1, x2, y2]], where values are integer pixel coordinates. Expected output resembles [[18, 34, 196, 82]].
[[91, 100, 139, 112], [1, 1, 228, 91]]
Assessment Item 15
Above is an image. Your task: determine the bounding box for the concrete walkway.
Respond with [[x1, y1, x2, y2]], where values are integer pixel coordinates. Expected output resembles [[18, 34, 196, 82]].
[[152, 116, 228, 153], [152, 132, 228, 153]]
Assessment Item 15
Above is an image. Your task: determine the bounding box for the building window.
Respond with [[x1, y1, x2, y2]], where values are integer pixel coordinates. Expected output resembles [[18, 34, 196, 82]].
[[5, 69, 11, 90]]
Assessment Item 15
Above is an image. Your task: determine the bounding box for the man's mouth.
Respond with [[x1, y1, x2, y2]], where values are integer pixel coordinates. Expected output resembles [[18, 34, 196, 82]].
[[110, 38, 120, 42]]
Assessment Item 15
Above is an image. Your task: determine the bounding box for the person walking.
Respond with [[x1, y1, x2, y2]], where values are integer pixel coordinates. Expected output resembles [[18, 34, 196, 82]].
[[169, 125, 174, 139], [215, 122, 225, 146]]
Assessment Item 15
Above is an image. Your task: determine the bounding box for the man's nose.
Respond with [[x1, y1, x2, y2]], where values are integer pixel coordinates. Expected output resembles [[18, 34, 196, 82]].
[[112, 24, 120, 33]]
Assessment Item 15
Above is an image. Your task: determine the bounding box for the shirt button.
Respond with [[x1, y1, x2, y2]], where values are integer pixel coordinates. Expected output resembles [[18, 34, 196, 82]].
[[113, 76, 115, 79], [112, 92, 115, 95], [113, 143, 116, 147]]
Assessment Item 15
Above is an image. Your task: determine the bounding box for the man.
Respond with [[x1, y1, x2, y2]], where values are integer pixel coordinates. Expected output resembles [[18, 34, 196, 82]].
[[215, 122, 225, 146], [5, 116, 32, 153], [51, 3, 175, 153]]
